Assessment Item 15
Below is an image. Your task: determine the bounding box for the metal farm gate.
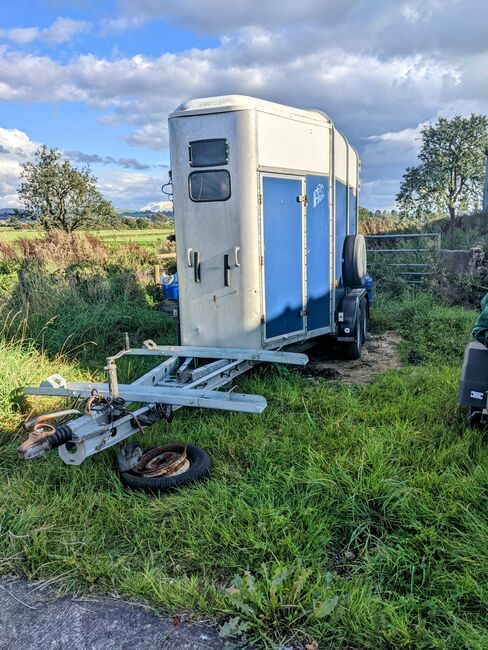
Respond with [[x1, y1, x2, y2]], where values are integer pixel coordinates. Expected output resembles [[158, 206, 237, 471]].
[[365, 233, 441, 287]]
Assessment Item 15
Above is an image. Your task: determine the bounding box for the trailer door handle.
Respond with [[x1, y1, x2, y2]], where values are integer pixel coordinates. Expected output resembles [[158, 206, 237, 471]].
[[234, 246, 240, 267], [187, 248, 193, 267], [193, 251, 201, 283], [224, 254, 231, 287]]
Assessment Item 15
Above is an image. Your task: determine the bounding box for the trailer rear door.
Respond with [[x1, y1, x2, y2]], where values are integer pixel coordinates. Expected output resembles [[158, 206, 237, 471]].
[[262, 174, 305, 341]]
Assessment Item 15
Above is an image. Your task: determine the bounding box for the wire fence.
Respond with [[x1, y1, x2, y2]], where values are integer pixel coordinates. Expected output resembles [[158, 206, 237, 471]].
[[366, 233, 441, 287]]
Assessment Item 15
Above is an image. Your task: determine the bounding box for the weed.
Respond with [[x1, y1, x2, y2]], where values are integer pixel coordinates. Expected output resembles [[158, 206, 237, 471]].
[[221, 564, 339, 648]]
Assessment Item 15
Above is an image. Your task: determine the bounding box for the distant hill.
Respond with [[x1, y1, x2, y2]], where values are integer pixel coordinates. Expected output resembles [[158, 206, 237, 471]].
[[0, 208, 17, 219], [0, 206, 174, 221], [114, 206, 173, 219]]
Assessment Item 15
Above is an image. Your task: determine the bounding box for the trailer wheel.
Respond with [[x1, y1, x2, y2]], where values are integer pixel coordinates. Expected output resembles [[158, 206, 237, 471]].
[[344, 311, 363, 360], [360, 297, 369, 343], [119, 444, 211, 493], [343, 235, 367, 288], [467, 407, 487, 430]]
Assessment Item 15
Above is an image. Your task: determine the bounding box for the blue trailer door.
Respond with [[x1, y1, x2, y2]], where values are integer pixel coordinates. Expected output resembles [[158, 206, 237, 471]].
[[306, 175, 330, 331], [262, 175, 304, 340]]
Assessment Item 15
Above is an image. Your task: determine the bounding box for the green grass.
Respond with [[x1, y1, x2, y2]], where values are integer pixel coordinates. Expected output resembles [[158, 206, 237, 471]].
[[0, 249, 486, 648], [0, 227, 173, 252], [0, 227, 42, 240]]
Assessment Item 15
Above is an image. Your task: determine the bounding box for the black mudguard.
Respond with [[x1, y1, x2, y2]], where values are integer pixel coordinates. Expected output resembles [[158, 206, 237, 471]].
[[336, 288, 367, 342]]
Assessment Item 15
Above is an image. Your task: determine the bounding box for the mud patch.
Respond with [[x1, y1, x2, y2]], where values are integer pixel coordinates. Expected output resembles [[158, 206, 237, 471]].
[[303, 330, 402, 385]]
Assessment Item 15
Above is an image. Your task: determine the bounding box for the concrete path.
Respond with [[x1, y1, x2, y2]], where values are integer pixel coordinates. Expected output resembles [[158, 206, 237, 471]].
[[0, 577, 226, 649]]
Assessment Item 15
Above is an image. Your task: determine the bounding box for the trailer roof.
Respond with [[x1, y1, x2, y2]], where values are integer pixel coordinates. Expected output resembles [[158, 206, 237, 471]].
[[169, 94, 332, 125]]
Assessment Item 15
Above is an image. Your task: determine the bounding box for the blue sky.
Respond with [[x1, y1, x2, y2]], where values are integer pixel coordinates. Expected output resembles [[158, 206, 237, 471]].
[[1, 0, 487, 210]]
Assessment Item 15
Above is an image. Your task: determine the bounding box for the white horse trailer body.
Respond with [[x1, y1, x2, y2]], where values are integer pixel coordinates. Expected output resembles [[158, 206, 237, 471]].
[[169, 95, 360, 351], [19, 96, 366, 468]]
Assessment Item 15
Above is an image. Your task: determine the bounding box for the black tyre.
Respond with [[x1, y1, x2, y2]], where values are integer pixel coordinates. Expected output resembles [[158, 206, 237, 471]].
[[344, 313, 362, 360], [119, 444, 212, 493], [360, 297, 369, 343], [467, 407, 487, 430], [343, 235, 367, 288]]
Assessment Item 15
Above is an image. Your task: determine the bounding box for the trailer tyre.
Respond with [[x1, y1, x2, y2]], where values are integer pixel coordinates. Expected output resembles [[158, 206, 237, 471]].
[[467, 407, 487, 430], [119, 444, 212, 493], [343, 235, 367, 288], [360, 297, 369, 343], [344, 316, 362, 360]]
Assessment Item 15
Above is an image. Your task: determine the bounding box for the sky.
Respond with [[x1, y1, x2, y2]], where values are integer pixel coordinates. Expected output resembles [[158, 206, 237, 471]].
[[0, 0, 487, 211]]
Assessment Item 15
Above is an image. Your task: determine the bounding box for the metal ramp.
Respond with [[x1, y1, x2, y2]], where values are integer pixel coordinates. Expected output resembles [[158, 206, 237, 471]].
[[22, 339, 308, 465]]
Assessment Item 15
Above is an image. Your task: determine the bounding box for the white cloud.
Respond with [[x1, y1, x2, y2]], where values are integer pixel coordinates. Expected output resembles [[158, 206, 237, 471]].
[[0, 127, 38, 158], [0, 44, 463, 147], [42, 17, 91, 44], [0, 17, 90, 47], [1, 0, 488, 208], [96, 168, 169, 209], [4, 28, 39, 45], [100, 15, 145, 35], [367, 125, 424, 144], [115, 0, 360, 33], [0, 128, 40, 207], [0, 127, 168, 210]]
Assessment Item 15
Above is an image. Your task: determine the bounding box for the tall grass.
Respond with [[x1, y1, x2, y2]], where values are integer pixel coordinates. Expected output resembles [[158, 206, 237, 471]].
[[0, 233, 486, 648], [0, 231, 176, 366]]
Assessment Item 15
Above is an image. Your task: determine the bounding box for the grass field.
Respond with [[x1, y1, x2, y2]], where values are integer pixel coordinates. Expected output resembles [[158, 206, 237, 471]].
[[0, 233, 486, 648], [0, 227, 173, 252]]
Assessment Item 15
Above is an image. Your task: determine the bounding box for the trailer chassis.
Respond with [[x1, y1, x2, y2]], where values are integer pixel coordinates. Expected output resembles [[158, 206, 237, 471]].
[[20, 338, 308, 465]]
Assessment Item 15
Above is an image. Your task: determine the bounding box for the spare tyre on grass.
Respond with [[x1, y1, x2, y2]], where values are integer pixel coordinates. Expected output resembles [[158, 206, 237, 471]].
[[119, 443, 212, 493]]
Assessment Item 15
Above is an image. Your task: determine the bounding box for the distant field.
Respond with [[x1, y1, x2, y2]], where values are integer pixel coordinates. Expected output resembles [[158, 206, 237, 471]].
[[0, 227, 174, 251]]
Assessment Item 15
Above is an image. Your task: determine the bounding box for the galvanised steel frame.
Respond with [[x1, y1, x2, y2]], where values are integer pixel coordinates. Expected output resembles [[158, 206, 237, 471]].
[[23, 338, 308, 465]]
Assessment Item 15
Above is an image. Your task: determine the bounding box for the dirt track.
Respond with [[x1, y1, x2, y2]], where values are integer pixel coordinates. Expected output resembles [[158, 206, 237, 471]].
[[303, 331, 402, 384]]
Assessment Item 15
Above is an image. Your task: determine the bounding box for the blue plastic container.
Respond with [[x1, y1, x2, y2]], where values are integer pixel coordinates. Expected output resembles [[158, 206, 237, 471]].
[[362, 274, 373, 307], [163, 283, 179, 301]]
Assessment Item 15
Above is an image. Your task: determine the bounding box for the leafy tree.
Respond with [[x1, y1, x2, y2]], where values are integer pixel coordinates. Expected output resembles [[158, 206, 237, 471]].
[[136, 217, 150, 229], [397, 114, 488, 248], [18, 145, 116, 233], [358, 206, 373, 221]]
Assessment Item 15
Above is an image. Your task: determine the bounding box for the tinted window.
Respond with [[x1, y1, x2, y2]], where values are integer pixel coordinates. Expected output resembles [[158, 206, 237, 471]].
[[189, 139, 228, 167], [189, 170, 231, 202]]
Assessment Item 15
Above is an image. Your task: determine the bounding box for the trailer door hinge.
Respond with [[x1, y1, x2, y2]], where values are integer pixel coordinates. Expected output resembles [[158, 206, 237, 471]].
[[259, 255, 264, 266], [258, 193, 263, 205]]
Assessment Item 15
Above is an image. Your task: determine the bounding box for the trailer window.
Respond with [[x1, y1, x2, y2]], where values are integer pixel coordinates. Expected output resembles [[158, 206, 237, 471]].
[[189, 139, 228, 167], [189, 170, 231, 202]]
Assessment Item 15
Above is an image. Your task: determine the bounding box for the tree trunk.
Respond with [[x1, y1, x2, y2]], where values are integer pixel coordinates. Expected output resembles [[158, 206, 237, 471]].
[[448, 205, 456, 250]]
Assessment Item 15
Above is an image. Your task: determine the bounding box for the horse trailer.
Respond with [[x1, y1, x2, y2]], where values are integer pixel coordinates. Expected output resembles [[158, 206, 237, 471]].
[[169, 95, 370, 356], [18, 95, 371, 475]]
